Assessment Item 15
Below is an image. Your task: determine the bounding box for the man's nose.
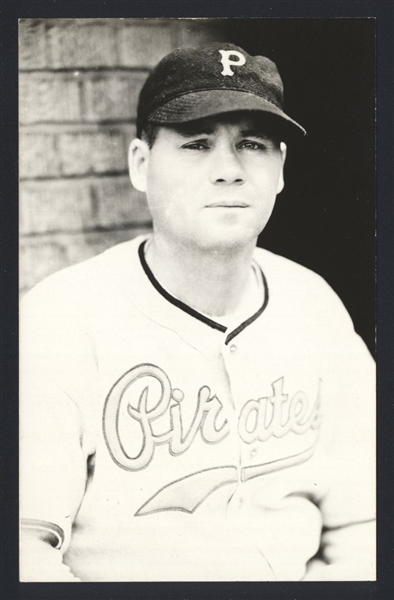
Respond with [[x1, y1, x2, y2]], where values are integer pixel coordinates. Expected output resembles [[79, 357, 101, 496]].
[[209, 143, 245, 185]]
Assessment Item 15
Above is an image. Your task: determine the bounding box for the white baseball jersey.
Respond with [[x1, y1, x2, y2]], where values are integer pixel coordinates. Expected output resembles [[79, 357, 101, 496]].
[[19, 235, 376, 581]]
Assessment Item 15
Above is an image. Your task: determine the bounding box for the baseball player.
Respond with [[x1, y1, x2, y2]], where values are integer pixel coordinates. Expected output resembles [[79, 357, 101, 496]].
[[19, 43, 376, 582]]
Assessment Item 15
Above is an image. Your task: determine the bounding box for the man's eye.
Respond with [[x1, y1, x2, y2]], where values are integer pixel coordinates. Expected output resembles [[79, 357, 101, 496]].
[[182, 141, 208, 150], [239, 140, 266, 151]]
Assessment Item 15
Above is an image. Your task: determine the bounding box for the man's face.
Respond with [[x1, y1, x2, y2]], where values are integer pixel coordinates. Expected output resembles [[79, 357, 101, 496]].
[[130, 112, 286, 252]]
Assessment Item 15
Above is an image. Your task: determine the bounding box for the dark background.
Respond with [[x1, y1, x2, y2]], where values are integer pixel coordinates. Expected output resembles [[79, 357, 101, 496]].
[[219, 18, 376, 356]]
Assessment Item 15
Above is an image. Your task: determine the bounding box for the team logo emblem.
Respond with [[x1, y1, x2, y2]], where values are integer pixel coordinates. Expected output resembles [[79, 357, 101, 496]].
[[219, 49, 246, 76]]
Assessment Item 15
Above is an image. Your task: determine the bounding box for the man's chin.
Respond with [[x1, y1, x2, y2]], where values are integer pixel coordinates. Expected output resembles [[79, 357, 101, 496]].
[[189, 229, 261, 255]]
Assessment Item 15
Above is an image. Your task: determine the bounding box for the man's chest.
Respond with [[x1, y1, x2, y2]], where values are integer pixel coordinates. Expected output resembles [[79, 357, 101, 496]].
[[86, 313, 324, 514]]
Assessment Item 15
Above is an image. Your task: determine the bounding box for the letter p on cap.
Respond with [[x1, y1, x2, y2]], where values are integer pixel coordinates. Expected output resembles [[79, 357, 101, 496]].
[[219, 50, 246, 76]]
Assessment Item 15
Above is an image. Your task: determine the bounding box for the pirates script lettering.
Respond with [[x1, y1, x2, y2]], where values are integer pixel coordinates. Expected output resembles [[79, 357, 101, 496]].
[[103, 364, 321, 471]]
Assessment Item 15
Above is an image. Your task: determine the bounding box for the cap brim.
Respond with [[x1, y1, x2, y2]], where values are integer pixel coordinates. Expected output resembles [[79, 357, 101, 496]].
[[147, 89, 306, 138]]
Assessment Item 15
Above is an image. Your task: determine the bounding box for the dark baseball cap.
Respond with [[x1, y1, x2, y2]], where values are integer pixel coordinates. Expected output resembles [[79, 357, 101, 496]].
[[136, 43, 306, 140]]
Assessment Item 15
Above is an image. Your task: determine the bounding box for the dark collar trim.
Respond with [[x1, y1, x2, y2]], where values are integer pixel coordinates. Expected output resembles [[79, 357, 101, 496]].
[[138, 240, 269, 342], [225, 269, 269, 345], [138, 240, 226, 333]]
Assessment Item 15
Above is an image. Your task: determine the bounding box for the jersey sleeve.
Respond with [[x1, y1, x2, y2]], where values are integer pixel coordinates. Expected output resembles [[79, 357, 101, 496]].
[[312, 281, 376, 578], [19, 273, 98, 580]]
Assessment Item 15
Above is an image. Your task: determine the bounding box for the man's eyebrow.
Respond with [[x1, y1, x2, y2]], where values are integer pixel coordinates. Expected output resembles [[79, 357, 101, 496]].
[[169, 124, 277, 140], [240, 129, 274, 140], [171, 124, 214, 137]]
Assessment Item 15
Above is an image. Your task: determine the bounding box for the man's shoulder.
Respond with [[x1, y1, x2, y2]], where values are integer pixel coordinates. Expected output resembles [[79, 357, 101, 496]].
[[253, 246, 326, 285], [22, 235, 147, 306], [252, 246, 347, 315]]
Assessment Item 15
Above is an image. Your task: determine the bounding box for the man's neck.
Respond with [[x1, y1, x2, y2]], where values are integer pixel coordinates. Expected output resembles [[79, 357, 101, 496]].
[[144, 234, 258, 317]]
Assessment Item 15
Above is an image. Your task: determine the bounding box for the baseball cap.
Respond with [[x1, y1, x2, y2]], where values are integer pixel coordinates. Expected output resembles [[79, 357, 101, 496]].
[[136, 43, 306, 140]]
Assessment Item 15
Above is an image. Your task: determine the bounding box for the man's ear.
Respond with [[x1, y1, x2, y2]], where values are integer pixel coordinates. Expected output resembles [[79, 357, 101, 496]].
[[276, 142, 287, 194], [128, 138, 150, 192]]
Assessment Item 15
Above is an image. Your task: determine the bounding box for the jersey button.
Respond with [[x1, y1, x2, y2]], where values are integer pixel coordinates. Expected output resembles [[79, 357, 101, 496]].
[[250, 447, 258, 457], [229, 344, 237, 353]]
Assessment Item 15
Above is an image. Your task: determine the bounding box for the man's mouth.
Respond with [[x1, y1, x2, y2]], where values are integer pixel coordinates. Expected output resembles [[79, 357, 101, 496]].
[[206, 202, 249, 208]]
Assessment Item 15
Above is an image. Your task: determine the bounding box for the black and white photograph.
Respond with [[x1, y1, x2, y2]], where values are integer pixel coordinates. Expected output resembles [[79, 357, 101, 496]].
[[17, 16, 378, 584]]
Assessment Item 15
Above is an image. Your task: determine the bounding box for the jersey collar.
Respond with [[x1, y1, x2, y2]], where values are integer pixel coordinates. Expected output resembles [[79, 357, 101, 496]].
[[138, 239, 269, 345]]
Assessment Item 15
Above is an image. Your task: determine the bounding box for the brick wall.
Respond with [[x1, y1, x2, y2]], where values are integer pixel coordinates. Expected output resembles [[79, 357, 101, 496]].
[[19, 18, 227, 294]]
